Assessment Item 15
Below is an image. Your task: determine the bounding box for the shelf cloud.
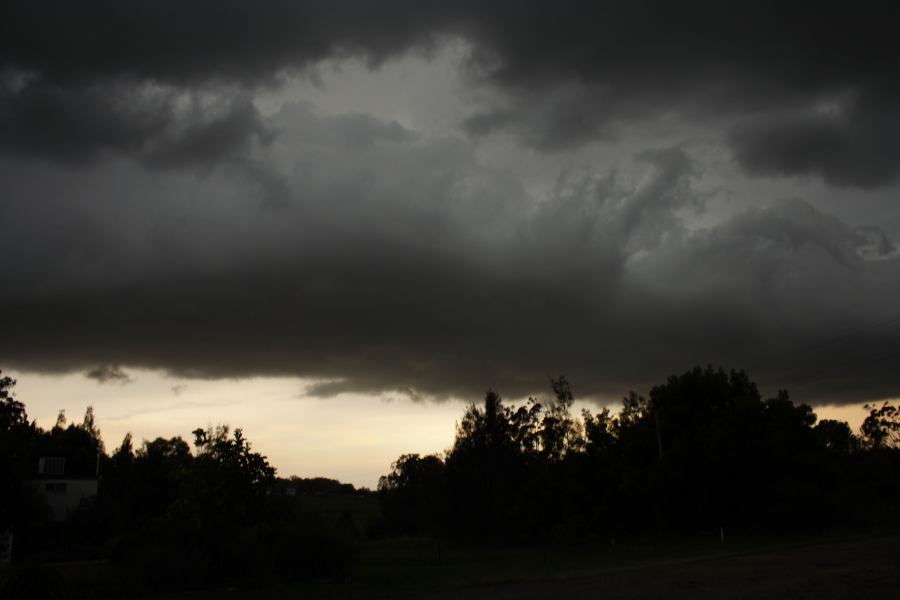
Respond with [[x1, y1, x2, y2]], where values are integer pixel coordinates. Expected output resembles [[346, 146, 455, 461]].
[[2, 1, 899, 404]]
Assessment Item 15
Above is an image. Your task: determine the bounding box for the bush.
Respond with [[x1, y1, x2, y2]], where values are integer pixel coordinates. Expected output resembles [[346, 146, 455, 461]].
[[111, 514, 357, 590]]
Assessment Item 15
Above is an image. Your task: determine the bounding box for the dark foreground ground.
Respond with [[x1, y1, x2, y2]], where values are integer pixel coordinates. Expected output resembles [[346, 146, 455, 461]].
[[13, 533, 898, 599], [417, 534, 900, 600]]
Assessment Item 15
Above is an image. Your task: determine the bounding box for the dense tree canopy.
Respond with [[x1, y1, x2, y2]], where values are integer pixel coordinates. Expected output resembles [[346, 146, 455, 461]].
[[0, 371, 40, 531], [380, 366, 900, 542]]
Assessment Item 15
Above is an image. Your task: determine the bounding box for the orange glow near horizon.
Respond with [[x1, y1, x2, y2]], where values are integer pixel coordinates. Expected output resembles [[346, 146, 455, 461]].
[[8, 369, 880, 488]]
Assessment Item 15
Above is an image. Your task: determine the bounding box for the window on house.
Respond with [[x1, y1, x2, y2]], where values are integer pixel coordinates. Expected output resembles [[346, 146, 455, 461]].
[[38, 457, 66, 476]]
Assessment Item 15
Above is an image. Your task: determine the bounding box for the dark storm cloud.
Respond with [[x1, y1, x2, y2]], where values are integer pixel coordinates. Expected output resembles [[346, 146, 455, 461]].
[[0, 75, 271, 170], [3, 1, 900, 185], [3, 2, 900, 405], [2, 103, 899, 405], [5, 1, 891, 91], [0, 0, 435, 167], [728, 95, 900, 188], [141, 95, 272, 171], [457, 1, 900, 187], [0, 1, 440, 87], [85, 364, 133, 385], [0, 78, 165, 163]]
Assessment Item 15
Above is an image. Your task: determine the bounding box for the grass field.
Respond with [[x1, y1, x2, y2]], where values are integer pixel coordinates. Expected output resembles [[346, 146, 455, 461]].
[[129, 530, 899, 600]]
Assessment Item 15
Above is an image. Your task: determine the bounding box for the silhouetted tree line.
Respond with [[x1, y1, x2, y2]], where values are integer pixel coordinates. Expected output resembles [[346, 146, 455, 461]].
[[278, 476, 362, 496], [0, 370, 356, 594], [379, 366, 900, 544]]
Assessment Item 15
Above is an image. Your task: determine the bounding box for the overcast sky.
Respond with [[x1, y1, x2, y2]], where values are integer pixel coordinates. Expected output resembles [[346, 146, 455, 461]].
[[2, 2, 899, 484]]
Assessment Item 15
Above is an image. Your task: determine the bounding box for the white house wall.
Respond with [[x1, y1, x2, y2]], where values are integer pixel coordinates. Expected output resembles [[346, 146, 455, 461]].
[[30, 479, 99, 522]]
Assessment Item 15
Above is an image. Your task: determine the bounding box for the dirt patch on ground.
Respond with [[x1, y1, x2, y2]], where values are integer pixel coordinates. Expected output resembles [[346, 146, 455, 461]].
[[419, 535, 900, 600]]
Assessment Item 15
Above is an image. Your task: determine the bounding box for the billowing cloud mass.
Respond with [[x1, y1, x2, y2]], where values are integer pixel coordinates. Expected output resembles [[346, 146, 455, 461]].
[[3, 1, 900, 183], [1, 1, 899, 405]]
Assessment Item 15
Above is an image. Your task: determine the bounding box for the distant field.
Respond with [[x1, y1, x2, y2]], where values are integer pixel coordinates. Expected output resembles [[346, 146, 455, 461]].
[[415, 534, 900, 600], [293, 492, 381, 520], [142, 532, 900, 600]]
